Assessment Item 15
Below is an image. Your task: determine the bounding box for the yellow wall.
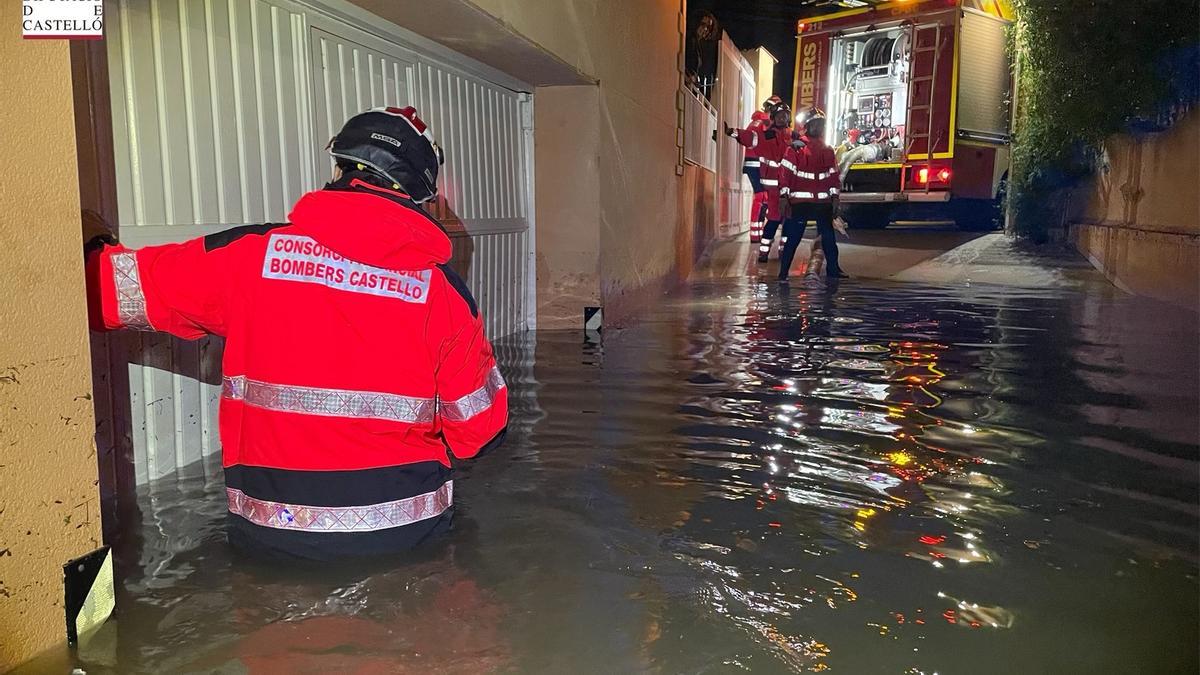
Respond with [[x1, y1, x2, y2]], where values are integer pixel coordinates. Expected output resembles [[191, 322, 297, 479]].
[[0, 28, 104, 671], [468, 0, 686, 321], [1073, 111, 1200, 309], [742, 47, 778, 111], [1082, 111, 1200, 234]]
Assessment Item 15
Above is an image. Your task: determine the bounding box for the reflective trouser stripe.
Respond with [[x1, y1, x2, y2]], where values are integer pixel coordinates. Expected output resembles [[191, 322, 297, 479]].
[[227, 481, 453, 532]]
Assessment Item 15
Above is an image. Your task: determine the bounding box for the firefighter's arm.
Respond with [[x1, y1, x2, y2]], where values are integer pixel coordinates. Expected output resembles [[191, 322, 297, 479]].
[[780, 148, 799, 203], [85, 236, 236, 339], [778, 168, 792, 216], [434, 275, 508, 460], [825, 152, 842, 213], [826, 153, 842, 196], [728, 126, 759, 150]]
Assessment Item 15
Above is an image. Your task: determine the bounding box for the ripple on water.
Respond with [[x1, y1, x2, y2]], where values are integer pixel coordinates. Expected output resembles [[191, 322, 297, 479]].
[[826, 358, 890, 372], [834, 343, 891, 354]]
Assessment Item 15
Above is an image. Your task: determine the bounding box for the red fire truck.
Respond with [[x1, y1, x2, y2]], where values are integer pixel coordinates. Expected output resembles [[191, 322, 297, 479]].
[[790, 0, 1014, 229]]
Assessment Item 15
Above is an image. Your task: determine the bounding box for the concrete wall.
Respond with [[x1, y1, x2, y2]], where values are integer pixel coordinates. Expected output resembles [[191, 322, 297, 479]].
[[0, 30, 104, 671], [535, 86, 603, 326], [346, 0, 710, 327], [467, 0, 688, 324], [1072, 111, 1200, 310], [676, 164, 718, 282]]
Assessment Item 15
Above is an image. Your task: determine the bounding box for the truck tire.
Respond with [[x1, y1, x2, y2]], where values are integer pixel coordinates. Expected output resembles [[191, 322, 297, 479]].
[[843, 203, 891, 229]]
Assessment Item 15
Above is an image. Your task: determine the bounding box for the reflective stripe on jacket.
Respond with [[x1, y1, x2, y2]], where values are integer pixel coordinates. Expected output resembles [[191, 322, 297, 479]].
[[756, 125, 799, 220], [783, 136, 841, 202]]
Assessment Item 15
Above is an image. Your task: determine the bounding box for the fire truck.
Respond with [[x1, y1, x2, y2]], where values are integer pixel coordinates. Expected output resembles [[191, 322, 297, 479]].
[[790, 0, 1014, 229]]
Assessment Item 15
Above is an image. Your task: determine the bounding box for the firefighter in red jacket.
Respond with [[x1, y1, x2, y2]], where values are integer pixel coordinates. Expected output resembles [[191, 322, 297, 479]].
[[83, 107, 508, 560], [725, 95, 781, 242], [778, 108, 849, 281], [749, 101, 802, 263]]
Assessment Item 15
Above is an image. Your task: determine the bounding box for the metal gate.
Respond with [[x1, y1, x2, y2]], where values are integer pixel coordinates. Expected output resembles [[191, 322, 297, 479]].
[[100, 0, 533, 483], [716, 34, 756, 238]]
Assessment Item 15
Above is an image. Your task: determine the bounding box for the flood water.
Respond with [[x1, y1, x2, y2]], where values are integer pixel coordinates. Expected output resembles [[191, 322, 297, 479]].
[[25, 277, 1199, 674]]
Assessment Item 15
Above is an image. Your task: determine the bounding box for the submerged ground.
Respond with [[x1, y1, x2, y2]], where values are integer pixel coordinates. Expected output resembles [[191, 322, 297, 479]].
[[20, 229, 1200, 674]]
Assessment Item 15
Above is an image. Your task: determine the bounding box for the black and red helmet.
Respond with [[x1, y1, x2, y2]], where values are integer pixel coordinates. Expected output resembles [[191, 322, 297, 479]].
[[769, 101, 793, 126], [797, 107, 827, 136], [329, 106, 445, 203]]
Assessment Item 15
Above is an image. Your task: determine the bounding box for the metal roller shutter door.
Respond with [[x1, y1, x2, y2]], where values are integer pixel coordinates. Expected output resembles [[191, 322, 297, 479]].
[[957, 10, 1011, 139], [101, 0, 533, 483]]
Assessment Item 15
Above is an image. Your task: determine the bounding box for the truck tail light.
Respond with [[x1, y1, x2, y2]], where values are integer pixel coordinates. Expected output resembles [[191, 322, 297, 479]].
[[907, 165, 955, 189], [911, 165, 951, 186]]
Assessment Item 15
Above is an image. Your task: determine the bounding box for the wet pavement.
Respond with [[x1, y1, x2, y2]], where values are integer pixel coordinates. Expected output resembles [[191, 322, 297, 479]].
[[700, 226, 1105, 292], [19, 269, 1200, 674]]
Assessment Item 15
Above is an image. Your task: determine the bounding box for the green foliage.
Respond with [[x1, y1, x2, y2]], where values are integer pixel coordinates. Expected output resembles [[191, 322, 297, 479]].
[[1008, 0, 1198, 239]]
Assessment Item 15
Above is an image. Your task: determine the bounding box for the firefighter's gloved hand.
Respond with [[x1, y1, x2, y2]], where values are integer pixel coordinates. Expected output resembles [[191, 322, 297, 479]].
[[778, 197, 791, 218], [82, 209, 117, 254], [832, 217, 849, 238], [723, 122, 736, 137]]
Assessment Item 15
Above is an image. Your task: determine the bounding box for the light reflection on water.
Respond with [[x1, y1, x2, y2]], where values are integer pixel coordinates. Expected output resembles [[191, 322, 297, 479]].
[[23, 278, 1199, 674]]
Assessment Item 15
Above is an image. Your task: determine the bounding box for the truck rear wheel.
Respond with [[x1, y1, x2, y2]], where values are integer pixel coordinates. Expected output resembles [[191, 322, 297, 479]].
[[843, 203, 891, 230]]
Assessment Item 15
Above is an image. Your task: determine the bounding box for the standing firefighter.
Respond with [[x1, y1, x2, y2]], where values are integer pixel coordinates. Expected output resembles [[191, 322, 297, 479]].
[[84, 107, 508, 560], [778, 108, 849, 281], [744, 101, 799, 263], [725, 95, 781, 242]]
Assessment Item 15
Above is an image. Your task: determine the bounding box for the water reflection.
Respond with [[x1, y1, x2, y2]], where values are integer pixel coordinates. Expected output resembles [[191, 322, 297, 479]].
[[22, 278, 1198, 674]]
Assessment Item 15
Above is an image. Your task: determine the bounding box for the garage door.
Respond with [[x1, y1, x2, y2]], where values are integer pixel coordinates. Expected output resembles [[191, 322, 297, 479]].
[[100, 0, 533, 483]]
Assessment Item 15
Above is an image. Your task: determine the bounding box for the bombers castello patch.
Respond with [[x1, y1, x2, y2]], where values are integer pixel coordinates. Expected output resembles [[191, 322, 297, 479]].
[[262, 234, 431, 303]]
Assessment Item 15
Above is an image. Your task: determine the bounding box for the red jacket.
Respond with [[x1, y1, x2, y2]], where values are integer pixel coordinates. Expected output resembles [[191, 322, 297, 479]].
[[753, 123, 799, 220], [86, 175, 508, 559], [783, 135, 840, 203], [734, 111, 771, 162]]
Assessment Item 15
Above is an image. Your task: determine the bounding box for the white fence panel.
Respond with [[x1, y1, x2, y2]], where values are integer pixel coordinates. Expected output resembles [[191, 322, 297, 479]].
[[683, 87, 717, 171]]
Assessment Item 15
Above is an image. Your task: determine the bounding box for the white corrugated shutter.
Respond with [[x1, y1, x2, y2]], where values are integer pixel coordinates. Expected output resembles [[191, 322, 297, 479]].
[[309, 26, 414, 172], [102, 0, 532, 483], [957, 10, 1011, 138], [716, 34, 757, 238], [108, 0, 315, 234]]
